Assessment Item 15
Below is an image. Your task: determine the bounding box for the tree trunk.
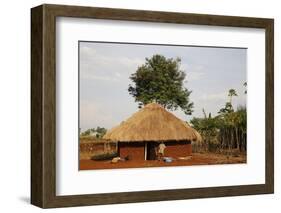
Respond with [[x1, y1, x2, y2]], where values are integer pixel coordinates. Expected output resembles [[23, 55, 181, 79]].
[[235, 127, 239, 150]]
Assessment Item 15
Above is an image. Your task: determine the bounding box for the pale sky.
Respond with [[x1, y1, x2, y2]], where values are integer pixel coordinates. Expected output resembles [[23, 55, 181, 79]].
[[79, 41, 247, 131]]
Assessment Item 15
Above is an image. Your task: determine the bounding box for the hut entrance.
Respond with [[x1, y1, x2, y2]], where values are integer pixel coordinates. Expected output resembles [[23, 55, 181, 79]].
[[146, 142, 157, 160]]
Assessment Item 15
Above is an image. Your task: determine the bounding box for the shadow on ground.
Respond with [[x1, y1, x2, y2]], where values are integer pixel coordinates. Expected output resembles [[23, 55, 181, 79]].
[[18, 196, 30, 204]]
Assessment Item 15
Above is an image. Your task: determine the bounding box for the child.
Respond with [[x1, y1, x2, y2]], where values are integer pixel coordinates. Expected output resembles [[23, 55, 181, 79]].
[[157, 142, 166, 160]]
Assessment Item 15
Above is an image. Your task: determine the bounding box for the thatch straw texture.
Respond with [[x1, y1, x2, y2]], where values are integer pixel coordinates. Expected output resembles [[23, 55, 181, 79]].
[[103, 103, 202, 142]]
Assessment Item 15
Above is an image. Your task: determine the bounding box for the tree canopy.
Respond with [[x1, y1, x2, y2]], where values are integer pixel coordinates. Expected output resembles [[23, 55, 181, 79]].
[[128, 54, 193, 115]]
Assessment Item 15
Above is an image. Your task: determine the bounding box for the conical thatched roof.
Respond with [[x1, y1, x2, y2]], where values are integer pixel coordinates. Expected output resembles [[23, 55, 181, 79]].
[[103, 103, 202, 142]]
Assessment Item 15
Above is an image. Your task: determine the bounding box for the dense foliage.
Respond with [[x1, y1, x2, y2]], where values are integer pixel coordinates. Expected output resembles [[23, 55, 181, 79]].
[[191, 88, 247, 153], [128, 54, 194, 115]]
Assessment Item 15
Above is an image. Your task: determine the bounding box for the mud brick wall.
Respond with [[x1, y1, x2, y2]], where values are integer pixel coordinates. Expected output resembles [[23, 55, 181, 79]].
[[118, 141, 191, 161], [118, 142, 145, 160], [80, 143, 104, 153], [164, 141, 192, 157], [80, 141, 117, 154]]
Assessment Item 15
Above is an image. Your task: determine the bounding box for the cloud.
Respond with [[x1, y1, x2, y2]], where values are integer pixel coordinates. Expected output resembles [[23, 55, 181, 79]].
[[198, 92, 227, 101], [80, 45, 97, 56], [186, 71, 205, 81], [84, 75, 119, 82], [80, 101, 116, 131], [80, 45, 144, 82], [181, 63, 205, 81]]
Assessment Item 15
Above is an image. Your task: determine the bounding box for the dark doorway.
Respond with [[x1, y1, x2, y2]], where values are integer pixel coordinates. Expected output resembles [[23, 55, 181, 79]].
[[147, 142, 157, 160]]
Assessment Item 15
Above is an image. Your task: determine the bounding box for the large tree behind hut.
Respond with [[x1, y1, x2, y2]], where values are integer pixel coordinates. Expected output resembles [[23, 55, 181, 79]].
[[128, 54, 194, 115]]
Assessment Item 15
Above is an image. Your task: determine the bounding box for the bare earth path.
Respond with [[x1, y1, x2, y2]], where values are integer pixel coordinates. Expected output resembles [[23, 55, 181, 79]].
[[79, 153, 246, 170]]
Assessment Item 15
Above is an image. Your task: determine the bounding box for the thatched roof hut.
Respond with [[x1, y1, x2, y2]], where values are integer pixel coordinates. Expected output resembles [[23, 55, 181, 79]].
[[103, 103, 201, 142]]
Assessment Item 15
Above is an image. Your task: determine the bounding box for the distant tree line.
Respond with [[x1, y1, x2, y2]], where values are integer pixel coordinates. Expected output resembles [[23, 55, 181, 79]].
[[80, 126, 107, 138], [191, 86, 247, 153]]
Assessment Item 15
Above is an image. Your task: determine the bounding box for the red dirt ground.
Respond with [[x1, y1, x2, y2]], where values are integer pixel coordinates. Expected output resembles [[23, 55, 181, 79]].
[[79, 153, 246, 170]]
